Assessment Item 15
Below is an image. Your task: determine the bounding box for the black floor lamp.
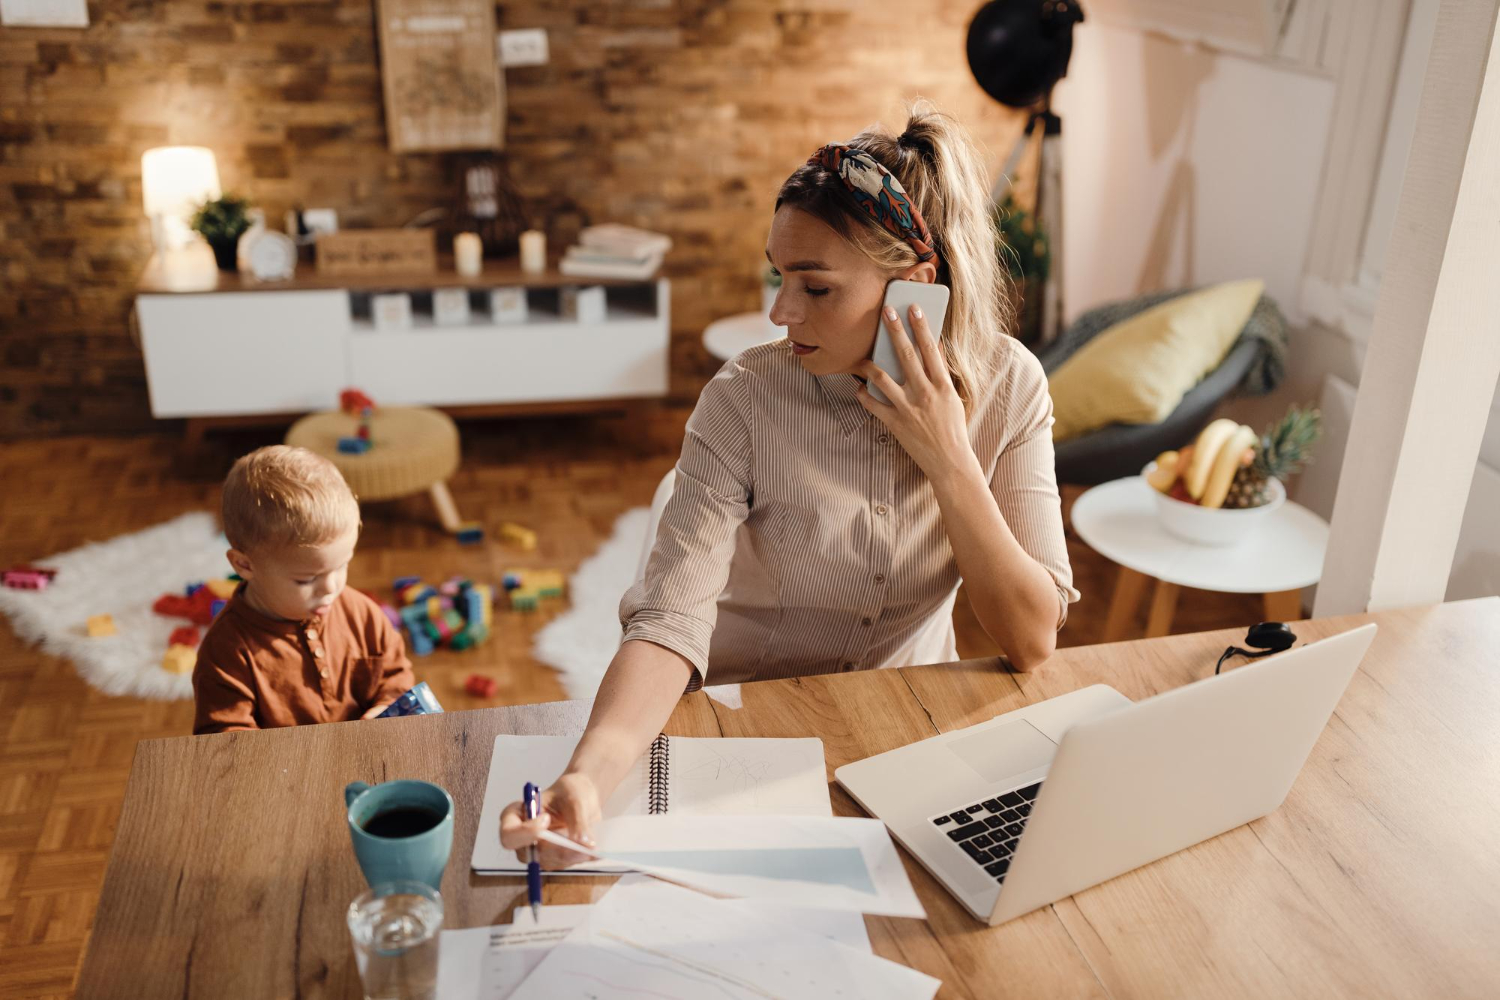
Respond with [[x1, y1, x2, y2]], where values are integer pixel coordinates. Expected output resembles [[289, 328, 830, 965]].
[[968, 0, 1085, 345]]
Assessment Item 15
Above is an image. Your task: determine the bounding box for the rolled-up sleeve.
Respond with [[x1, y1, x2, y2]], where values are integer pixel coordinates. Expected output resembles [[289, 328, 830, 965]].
[[619, 360, 753, 690], [990, 344, 1081, 631]]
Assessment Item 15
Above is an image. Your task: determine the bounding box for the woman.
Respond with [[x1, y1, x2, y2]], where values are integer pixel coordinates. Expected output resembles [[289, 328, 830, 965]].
[[501, 104, 1079, 866]]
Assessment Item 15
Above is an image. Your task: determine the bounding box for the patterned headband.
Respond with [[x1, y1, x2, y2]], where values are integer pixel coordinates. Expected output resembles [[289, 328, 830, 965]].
[[807, 144, 939, 265]]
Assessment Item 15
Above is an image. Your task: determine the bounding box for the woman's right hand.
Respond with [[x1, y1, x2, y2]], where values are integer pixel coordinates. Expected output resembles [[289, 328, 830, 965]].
[[498, 771, 602, 869]]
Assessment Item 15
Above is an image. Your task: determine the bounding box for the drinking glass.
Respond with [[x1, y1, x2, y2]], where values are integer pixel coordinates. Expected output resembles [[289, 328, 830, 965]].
[[346, 880, 443, 1000]]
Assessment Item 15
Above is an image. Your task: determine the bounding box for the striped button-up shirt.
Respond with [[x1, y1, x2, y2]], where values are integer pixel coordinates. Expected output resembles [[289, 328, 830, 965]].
[[620, 335, 1079, 689]]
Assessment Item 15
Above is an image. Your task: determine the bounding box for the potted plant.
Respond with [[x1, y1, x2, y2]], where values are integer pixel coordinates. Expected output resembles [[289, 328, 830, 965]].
[[995, 193, 1050, 347], [191, 194, 254, 271]]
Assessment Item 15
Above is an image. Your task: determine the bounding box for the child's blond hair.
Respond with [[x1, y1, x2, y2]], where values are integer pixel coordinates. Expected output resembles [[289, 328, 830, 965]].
[[222, 445, 361, 552]]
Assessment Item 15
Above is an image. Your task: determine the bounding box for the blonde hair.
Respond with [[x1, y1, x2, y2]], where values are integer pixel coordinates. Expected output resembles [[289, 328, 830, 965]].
[[776, 100, 1012, 406], [222, 445, 361, 552]]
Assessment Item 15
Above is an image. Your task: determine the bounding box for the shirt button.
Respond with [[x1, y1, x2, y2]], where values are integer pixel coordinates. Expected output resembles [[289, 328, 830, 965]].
[[875, 504, 889, 516], [874, 574, 886, 584], [877, 434, 890, 445], [320, 667, 329, 678], [314, 647, 324, 659], [842, 662, 855, 672], [306, 628, 318, 639], [861, 617, 872, 627]]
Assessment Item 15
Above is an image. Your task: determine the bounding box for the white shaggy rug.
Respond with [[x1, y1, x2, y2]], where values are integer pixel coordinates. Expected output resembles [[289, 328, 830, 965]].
[[0, 512, 233, 700], [532, 506, 743, 710], [533, 507, 652, 700]]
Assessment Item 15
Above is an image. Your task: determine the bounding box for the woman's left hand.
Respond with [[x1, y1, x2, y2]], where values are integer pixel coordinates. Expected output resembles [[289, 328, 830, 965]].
[[857, 304, 982, 487]]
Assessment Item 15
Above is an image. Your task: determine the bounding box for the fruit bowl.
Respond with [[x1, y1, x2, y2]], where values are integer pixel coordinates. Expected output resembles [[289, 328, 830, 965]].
[[1143, 461, 1285, 547]]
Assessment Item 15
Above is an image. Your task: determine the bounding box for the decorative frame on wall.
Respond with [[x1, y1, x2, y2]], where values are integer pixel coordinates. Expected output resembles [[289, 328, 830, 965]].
[[375, 0, 504, 153]]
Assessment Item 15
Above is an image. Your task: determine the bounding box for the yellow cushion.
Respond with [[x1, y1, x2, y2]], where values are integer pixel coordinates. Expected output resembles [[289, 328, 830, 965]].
[[1048, 279, 1264, 442]]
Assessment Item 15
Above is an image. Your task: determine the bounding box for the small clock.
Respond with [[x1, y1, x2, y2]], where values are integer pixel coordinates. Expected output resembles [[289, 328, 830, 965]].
[[240, 228, 298, 282]]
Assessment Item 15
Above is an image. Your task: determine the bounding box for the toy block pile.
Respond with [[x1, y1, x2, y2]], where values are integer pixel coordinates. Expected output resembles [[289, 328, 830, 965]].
[[338, 388, 376, 455], [151, 577, 238, 673], [501, 568, 566, 611], [392, 575, 494, 656]]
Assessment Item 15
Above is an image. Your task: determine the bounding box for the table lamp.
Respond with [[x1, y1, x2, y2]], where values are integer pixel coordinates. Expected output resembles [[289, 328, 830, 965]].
[[141, 146, 221, 253]]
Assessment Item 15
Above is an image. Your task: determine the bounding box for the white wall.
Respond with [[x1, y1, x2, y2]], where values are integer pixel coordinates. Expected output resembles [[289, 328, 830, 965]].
[[1052, 21, 1335, 325], [1052, 9, 1500, 605]]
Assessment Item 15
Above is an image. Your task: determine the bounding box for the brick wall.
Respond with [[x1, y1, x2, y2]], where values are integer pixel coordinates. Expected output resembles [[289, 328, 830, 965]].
[[1, 0, 1028, 438]]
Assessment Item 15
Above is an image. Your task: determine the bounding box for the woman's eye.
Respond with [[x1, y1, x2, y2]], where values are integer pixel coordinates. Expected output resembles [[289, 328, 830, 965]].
[[295, 578, 316, 586], [806, 287, 829, 297]]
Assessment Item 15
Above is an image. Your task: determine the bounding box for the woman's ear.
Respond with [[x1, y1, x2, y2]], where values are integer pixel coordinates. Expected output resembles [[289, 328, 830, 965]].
[[900, 260, 938, 284]]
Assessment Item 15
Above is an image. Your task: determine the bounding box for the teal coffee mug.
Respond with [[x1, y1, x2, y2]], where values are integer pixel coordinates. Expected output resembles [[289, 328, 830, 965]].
[[344, 779, 454, 891]]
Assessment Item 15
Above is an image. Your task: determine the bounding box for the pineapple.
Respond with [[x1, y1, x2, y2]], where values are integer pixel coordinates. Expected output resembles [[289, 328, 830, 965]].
[[1223, 406, 1322, 509]]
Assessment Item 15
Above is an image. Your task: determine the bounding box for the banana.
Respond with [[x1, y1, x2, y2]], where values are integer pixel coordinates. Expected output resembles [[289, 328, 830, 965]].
[[1185, 419, 1239, 499], [1201, 425, 1259, 508], [1145, 450, 1179, 492]]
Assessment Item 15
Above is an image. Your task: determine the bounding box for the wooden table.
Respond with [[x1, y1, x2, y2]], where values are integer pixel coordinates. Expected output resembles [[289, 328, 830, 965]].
[[77, 599, 1500, 998]]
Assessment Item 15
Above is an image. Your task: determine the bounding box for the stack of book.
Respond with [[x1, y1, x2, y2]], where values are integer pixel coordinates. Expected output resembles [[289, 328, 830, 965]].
[[560, 224, 671, 280]]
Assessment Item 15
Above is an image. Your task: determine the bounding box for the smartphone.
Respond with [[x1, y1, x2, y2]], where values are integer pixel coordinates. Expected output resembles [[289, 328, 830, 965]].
[[868, 279, 952, 404]]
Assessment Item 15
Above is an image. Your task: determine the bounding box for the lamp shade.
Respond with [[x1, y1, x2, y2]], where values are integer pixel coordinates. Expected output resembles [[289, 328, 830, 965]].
[[141, 146, 221, 219]]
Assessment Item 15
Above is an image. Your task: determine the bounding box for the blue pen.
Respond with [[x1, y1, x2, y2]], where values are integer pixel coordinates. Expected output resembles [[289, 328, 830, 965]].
[[523, 782, 542, 922]]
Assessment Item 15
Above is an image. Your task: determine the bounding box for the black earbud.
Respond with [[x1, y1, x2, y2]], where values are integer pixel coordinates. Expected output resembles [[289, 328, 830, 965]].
[[1216, 621, 1297, 674]]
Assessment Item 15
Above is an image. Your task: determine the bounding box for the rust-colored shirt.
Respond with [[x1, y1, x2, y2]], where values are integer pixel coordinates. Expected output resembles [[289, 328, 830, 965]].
[[192, 585, 414, 735]]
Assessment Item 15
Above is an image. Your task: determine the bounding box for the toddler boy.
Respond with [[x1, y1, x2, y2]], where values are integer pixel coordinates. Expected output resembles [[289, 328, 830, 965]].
[[193, 445, 414, 734]]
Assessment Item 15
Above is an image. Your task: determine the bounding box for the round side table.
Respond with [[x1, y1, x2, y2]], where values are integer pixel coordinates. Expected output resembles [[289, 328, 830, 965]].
[[1070, 476, 1329, 641], [286, 406, 466, 532], [703, 311, 784, 362]]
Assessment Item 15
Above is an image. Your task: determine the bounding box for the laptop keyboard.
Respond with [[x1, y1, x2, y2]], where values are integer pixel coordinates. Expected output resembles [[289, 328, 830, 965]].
[[929, 782, 1042, 885]]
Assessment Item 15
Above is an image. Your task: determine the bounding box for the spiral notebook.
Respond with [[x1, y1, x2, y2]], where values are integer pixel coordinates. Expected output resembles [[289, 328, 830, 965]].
[[471, 733, 831, 874]]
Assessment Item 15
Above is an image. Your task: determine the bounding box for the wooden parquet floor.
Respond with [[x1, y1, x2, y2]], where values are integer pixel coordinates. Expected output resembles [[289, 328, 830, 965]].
[[0, 408, 1264, 997]]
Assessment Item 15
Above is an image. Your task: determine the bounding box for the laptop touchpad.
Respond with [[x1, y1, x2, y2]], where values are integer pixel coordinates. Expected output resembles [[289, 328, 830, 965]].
[[945, 720, 1057, 784]]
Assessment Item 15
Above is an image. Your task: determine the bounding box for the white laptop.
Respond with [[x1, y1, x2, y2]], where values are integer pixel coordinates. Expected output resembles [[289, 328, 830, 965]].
[[835, 623, 1378, 925]]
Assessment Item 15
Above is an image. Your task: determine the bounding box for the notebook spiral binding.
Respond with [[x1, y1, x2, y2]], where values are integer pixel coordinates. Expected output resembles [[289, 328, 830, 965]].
[[647, 733, 670, 814]]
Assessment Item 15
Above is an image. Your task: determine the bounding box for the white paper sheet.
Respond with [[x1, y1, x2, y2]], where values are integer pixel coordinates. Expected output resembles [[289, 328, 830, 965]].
[[538, 814, 926, 918], [436, 915, 583, 1000], [471, 735, 831, 874], [438, 878, 876, 999], [515, 877, 874, 953], [508, 879, 939, 1000]]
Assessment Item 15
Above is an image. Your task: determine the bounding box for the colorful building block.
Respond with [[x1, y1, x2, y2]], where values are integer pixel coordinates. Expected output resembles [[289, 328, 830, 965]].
[[530, 570, 566, 599], [501, 572, 524, 592], [464, 673, 497, 698], [2, 567, 54, 590], [498, 522, 536, 551], [408, 628, 434, 656], [456, 522, 485, 545], [86, 614, 116, 637], [337, 436, 371, 455], [161, 644, 196, 674], [205, 577, 238, 599], [153, 588, 218, 626], [509, 588, 539, 611], [211, 599, 227, 619], [169, 626, 200, 648], [393, 575, 421, 591]]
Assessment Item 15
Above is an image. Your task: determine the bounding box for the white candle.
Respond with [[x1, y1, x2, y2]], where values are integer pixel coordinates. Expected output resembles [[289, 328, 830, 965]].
[[519, 229, 546, 274], [454, 232, 482, 277]]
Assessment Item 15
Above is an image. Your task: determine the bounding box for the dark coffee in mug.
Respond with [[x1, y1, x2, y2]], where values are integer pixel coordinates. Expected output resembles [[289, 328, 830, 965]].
[[361, 806, 444, 839]]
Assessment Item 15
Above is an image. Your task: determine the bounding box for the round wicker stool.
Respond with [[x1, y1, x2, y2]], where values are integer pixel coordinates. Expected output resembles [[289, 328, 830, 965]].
[[285, 407, 467, 531]]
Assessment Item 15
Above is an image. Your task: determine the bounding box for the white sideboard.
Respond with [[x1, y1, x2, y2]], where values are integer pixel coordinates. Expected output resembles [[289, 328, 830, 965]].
[[134, 255, 670, 420]]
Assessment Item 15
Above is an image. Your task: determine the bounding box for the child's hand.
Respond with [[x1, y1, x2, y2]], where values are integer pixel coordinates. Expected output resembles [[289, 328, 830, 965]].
[[360, 700, 393, 720]]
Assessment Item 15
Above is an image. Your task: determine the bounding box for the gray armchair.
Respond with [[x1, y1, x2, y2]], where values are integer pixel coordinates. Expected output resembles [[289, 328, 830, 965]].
[[1032, 288, 1287, 486]]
